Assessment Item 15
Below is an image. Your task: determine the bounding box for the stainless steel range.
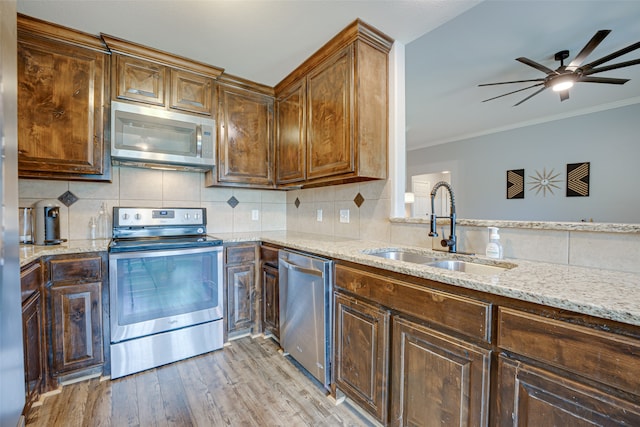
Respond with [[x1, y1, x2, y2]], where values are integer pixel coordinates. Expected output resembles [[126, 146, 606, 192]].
[[108, 207, 223, 379]]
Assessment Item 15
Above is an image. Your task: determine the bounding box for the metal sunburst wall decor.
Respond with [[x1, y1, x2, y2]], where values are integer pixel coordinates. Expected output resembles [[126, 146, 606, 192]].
[[528, 168, 563, 197]]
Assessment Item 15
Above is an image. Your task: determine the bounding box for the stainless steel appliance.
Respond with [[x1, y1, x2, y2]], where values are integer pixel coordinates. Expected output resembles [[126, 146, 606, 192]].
[[111, 101, 216, 171], [109, 207, 223, 379], [19, 207, 33, 244], [279, 249, 333, 390], [34, 200, 65, 245]]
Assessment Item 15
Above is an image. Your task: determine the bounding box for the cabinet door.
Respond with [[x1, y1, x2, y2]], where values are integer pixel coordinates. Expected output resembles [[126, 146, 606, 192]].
[[497, 355, 640, 426], [306, 46, 353, 180], [17, 35, 106, 175], [49, 281, 103, 374], [226, 263, 255, 333], [262, 264, 279, 338], [276, 79, 306, 185], [217, 85, 274, 186], [170, 69, 213, 115], [334, 292, 390, 424], [22, 292, 44, 406], [391, 317, 491, 427], [115, 55, 165, 106]]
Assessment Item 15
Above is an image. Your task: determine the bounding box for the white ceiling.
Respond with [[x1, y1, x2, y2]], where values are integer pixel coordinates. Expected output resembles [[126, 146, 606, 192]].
[[17, 0, 640, 151]]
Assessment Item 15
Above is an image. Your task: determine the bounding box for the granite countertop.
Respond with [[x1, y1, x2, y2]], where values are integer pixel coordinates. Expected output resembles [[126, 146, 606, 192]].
[[20, 239, 110, 266], [226, 231, 640, 328], [20, 232, 640, 328]]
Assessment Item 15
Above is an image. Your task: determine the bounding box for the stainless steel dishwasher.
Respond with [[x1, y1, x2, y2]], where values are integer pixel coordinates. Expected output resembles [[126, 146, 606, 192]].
[[279, 249, 333, 390]]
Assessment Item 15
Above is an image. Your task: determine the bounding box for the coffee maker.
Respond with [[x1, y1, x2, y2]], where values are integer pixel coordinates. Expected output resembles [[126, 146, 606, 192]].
[[34, 200, 66, 245]]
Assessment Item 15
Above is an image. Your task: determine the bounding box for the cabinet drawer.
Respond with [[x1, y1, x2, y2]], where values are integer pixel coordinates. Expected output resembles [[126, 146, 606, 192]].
[[226, 245, 256, 265], [498, 307, 640, 397], [335, 264, 492, 342], [49, 256, 102, 283], [21, 261, 42, 302], [260, 245, 279, 267]]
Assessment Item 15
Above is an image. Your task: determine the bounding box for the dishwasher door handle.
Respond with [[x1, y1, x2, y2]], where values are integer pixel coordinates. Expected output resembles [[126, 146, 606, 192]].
[[280, 258, 324, 277]]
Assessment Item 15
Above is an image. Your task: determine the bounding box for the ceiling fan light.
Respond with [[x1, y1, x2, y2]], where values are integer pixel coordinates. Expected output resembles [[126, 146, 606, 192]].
[[552, 76, 575, 92]]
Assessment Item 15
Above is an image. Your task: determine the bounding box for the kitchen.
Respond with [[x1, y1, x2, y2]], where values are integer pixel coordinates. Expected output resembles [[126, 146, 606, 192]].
[[2, 1, 640, 426]]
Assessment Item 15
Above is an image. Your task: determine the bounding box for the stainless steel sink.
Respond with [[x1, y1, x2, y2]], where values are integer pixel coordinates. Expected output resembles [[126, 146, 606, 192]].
[[367, 249, 438, 264], [426, 260, 507, 275], [366, 249, 514, 275]]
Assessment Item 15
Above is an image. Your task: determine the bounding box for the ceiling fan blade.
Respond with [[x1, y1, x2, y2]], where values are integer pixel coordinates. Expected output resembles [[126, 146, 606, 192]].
[[559, 90, 570, 102], [516, 57, 557, 75], [566, 30, 611, 71], [582, 58, 640, 75], [481, 82, 544, 103], [478, 78, 545, 87], [514, 87, 546, 106], [578, 76, 629, 84], [581, 40, 640, 70]]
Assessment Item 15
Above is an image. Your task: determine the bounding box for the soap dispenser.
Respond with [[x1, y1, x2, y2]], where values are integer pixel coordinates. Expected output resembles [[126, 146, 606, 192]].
[[485, 227, 503, 259], [97, 202, 111, 239]]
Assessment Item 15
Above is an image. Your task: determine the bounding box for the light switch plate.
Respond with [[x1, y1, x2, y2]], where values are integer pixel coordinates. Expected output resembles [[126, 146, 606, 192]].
[[316, 209, 323, 222], [251, 209, 259, 221], [339, 209, 350, 223]]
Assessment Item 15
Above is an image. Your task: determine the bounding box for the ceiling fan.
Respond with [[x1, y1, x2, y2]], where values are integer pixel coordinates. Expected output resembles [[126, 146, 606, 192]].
[[479, 30, 640, 106]]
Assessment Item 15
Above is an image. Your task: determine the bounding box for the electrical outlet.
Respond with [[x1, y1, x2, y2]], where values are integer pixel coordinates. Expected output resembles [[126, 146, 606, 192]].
[[339, 209, 350, 223], [316, 209, 323, 222], [251, 209, 259, 221]]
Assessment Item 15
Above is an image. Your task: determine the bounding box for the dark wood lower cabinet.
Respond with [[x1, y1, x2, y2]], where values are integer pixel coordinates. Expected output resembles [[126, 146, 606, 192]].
[[48, 280, 103, 375], [497, 355, 640, 426], [225, 244, 257, 337], [333, 292, 390, 424], [391, 317, 491, 427], [22, 291, 44, 411], [226, 263, 255, 332], [261, 263, 279, 338]]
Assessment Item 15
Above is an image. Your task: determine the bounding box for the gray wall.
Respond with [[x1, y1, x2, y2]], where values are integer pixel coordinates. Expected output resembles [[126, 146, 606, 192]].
[[407, 103, 640, 223], [1, 0, 26, 425]]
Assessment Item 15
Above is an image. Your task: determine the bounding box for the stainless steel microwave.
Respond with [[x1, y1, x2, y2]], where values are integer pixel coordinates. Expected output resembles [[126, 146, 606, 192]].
[[111, 101, 216, 171]]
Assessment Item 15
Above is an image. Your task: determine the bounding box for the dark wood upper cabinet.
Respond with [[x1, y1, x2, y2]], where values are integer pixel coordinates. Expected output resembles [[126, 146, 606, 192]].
[[206, 76, 275, 188], [276, 79, 307, 185], [102, 34, 223, 117], [275, 19, 393, 188], [115, 55, 166, 106], [17, 14, 110, 181]]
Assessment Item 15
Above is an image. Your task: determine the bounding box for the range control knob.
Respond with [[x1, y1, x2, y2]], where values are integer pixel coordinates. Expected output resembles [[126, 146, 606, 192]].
[[122, 213, 130, 220], [184, 213, 191, 220], [135, 213, 142, 220], [194, 213, 201, 220], [197, 227, 204, 234]]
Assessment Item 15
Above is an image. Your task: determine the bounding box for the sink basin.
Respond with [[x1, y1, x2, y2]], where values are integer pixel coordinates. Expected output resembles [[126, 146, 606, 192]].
[[427, 260, 507, 275], [368, 249, 438, 264], [366, 248, 513, 275]]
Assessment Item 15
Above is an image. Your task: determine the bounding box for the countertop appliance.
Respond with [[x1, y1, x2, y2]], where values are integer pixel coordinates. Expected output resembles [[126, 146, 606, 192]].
[[279, 249, 333, 390], [19, 207, 33, 244], [33, 200, 65, 245], [111, 101, 216, 171], [109, 207, 223, 378]]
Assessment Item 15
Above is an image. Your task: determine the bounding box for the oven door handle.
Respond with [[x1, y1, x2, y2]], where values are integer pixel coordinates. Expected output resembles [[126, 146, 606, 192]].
[[279, 258, 324, 277]]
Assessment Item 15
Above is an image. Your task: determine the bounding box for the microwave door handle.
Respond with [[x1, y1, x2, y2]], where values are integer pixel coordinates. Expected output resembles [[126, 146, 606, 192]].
[[196, 125, 203, 158]]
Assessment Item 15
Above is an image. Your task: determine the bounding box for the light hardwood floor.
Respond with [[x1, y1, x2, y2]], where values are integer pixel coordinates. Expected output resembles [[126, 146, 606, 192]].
[[26, 336, 374, 426]]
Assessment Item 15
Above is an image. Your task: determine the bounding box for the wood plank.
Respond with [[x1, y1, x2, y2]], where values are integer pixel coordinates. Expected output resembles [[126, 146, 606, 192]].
[[26, 337, 373, 426]]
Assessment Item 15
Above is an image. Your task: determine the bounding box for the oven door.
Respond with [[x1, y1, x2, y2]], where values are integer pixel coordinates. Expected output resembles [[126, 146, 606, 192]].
[[109, 245, 223, 343]]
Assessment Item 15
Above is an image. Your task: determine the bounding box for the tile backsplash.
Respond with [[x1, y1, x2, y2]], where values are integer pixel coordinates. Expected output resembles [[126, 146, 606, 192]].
[[19, 166, 286, 241], [20, 171, 640, 273]]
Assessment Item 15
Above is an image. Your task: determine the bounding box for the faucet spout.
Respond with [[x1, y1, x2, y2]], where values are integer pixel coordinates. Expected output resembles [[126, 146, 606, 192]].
[[428, 181, 457, 253]]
